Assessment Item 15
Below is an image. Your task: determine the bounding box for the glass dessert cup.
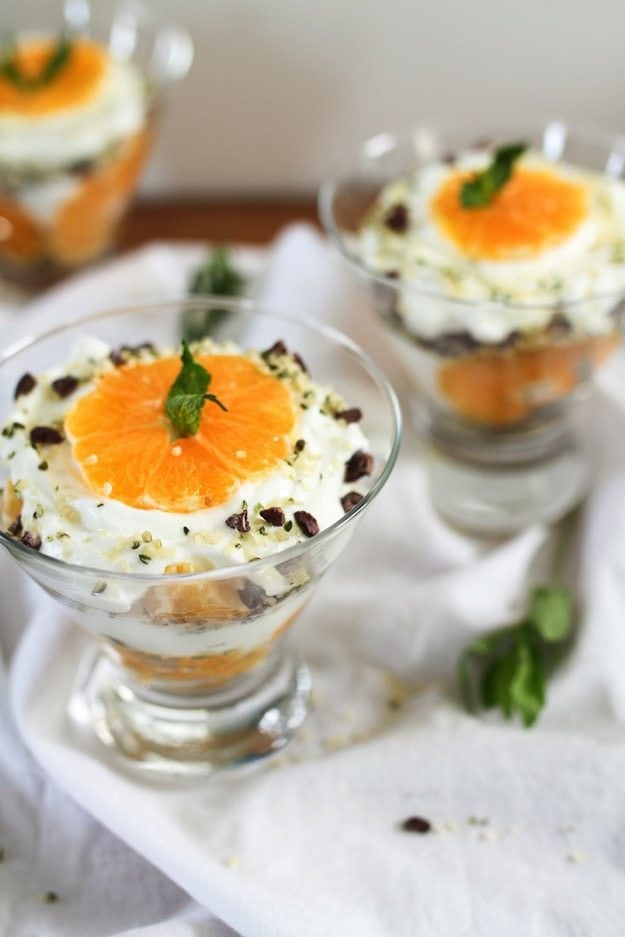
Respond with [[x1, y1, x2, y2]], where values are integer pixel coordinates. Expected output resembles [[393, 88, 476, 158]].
[[320, 117, 625, 535], [0, 298, 401, 775], [0, 1, 193, 292]]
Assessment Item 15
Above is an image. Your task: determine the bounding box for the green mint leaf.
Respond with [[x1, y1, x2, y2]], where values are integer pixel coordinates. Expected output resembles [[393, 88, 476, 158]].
[[164, 341, 227, 437], [183, 247, 247, 342], [460, 142, 527, 209], [507, 634, 545, 727], [189, 246, 246, 298], [0, 37, 72, 91], [528, 585, 573, 643], [458, 624, 521, 713]]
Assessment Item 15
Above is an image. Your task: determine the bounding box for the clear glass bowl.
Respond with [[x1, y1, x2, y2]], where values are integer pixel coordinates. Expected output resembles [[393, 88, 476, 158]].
[[319, 117, 625, 534], [0, 297, 401, 774], [0, 0, 193, 291]]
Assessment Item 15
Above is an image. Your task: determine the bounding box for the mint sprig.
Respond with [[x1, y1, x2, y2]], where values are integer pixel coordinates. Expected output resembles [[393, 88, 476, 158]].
[[182, 247, 247, 342], [460, 142, 527, 209], [458, 512, 576, 727], [0, 37, 73, 91], [165, 341, 227, 437]]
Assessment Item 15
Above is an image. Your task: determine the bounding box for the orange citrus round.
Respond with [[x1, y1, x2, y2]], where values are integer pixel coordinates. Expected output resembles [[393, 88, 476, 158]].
[[65, 354, 296, 512], [431, 167, 588, 261], [0, 38, 108, 116]]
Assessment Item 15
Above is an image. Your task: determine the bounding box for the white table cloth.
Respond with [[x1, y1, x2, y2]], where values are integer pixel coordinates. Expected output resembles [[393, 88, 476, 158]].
[[1, 227, 625, 937]]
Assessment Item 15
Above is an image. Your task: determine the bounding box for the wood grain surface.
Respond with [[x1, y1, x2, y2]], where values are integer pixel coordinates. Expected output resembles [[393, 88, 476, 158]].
[[118, 198, 320, 248]]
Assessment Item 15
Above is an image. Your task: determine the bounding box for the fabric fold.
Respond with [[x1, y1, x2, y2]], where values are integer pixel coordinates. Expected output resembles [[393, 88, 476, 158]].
[[2, 228, 625, 936]]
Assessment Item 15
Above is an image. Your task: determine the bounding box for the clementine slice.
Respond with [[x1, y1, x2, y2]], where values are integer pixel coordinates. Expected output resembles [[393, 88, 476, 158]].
[[0, 199, 44, 263], [49, 127, 153, 266], [438, 336, 619, 425], [65, 353, 296, 512], [0, 38, 107, 116], [431, 167, 588, 261]]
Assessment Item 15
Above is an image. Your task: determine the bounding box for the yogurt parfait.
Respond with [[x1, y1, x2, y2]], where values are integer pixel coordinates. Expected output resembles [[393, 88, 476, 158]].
[[320, 120, 625, 532], [0, 299, 401, 771], [0, 5, 192, 287]]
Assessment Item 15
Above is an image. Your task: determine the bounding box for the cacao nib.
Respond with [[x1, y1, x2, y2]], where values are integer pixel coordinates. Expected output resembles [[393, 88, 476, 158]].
[[341, 491, 364, 513], [344, 450, 373, 483], [30, 426, 63, 446], [547, 313, 573, 340], [8, 517, 22, 537], [14, 373, 36, 399], [294, 510, 319, 537], [225, 509, 250, 533], [259, 506, 285, 527], [69, 158, 95, 176], [51, 376, 79, 398], [262, 339, 288, 359], [238, 579, 266, 611], [334, 407, 362, 424], [110, 342, 156, 367], [384, 204, 409, 233], [401, 816, 431, 834], [417, 332, 482, 357], [21, 532, 41, 551], [293, 352, 308, 373]]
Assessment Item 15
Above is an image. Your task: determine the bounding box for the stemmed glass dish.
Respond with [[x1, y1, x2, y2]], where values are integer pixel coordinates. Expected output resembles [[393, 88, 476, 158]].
[[0, 0, 193, 291], [0, 298, 401, 775], [320, 118, 625, 534]]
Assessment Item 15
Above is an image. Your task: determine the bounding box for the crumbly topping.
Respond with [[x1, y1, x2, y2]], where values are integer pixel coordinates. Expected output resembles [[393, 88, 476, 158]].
[[0, 335, 372, 573]]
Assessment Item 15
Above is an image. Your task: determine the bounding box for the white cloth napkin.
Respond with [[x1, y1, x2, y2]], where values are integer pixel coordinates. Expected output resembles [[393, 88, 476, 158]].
[[3, 227, 625, 937]]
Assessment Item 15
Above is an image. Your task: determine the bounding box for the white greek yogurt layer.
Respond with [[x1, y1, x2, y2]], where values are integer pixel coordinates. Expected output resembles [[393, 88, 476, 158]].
[[0, 49, 147, 171], [354, 150, 625, 343], [0, 336, 371, 578]]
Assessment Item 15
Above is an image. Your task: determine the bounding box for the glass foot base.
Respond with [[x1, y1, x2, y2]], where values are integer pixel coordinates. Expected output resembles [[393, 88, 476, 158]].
[[70, 650, 311, 777], [425, 440, 589, 536]]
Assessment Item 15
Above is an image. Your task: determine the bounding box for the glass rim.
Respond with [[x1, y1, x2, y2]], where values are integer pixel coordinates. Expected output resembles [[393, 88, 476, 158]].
[[318, 114, 625, 312], [13, 0, 195, 90], [0, 295, 402, 584]]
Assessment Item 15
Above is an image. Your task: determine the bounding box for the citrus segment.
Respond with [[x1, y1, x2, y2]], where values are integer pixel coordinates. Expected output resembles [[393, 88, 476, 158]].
[[49, 127, 153, 266], [0, 198, 44, 262], [0, 38, 108, 115], [438, 336, 619, 425], [431, 167, 588, 261], [65, 353, 296, 511]]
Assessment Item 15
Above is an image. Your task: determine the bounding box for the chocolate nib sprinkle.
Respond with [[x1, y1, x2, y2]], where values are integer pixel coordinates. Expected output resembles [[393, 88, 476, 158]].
[[8, 517, 22, 537], [51, 376, 79, 398], [344, 450, 373, 483], [262, 339, 288, 358], [341, 491, 364, 513], [21, 532, 42, 551], [238, 579, 266, 611], [259, 506, 285, 526], [30, 426, 63, 446], [335, 407, 362, 424], [385, 203, 409, 233], [110, 342, 156, 367], [294, 510, 319, 537], [292, 352, 308, 373], [14, 373, 36, 399], [401, 816, 431, 834], [226, 509, 250, 533]]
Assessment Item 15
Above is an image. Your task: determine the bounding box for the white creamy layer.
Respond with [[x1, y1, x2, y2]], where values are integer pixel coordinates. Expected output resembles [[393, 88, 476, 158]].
[[0, 336, 371, 577], [0, 52, 147, 170], [355, 150, 625, 343]]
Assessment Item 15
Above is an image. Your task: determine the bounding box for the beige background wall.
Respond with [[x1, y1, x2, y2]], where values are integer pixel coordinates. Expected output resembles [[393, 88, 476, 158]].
[[6, 0, 625, 196]]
